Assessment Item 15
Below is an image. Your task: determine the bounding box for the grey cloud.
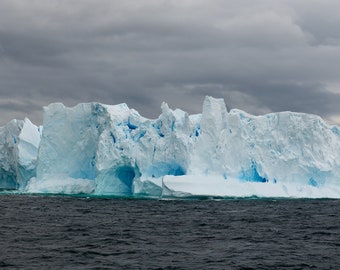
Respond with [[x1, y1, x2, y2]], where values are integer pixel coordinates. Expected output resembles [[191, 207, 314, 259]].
[[0, 31, 68, 67], [289, 0, 340, 45], [0, 0, 340, 126]]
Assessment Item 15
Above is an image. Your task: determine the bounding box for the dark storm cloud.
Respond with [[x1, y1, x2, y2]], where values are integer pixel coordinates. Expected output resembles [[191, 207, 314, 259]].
[[1, 0, 340, 125]]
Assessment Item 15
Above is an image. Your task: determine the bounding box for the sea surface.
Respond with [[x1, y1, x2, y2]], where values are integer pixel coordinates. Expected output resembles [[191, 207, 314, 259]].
[[0, 194, 339, 269]]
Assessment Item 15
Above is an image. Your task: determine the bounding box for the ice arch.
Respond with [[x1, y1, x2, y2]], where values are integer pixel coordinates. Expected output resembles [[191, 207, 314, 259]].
[[116, 166, 136, 189], [95, 165, 140, 196]]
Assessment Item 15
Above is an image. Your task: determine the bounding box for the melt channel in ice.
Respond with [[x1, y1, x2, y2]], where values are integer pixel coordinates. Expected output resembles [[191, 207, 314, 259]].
[[1, 96, 340, 198]]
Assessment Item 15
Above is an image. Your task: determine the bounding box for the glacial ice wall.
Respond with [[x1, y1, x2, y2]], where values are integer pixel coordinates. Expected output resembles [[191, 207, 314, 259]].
[[30, 100, 200, 195], [1, 96, 340, 198]]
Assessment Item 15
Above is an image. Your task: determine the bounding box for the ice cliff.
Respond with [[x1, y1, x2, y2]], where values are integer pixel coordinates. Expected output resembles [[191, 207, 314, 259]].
[[0, 118, 42, 190], [1, 97, 340, 198]]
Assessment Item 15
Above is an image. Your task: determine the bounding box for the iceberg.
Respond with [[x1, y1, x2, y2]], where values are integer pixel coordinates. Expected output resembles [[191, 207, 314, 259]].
[[1, 96, 340, 198]]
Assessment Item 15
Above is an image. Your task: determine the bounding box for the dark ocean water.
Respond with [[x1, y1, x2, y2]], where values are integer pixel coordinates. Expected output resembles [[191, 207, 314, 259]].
[[0, 195, 339, 269]]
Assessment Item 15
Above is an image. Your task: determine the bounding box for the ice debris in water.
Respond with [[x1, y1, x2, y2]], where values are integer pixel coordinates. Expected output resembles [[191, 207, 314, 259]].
[[1, 96, 340, 198]]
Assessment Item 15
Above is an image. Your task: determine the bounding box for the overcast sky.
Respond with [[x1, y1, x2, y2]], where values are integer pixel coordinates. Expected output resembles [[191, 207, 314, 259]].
[[1, 0, 340, 126]]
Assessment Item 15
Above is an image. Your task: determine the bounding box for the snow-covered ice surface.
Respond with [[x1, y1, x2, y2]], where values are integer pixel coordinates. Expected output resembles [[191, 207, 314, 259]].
[[1, 96, 340, 198]]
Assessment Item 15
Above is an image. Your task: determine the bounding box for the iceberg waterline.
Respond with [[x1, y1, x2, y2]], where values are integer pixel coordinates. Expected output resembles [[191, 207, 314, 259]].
[[1, 96, 340, 198]]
